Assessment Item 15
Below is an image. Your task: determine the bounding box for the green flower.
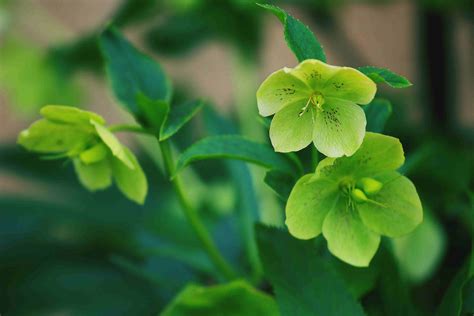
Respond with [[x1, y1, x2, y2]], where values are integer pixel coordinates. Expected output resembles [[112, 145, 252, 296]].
[[257, 59, 376, 157], [17, 105, 147, 204], [285, 132, 423, 266]]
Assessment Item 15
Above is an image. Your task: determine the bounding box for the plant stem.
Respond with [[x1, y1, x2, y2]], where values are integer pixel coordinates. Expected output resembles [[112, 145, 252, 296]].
[[108, 124, 152, 135], [158, 139, 238, 280]]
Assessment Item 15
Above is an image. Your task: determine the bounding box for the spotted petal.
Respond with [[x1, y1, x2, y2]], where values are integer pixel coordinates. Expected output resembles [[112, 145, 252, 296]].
[[290, 59, 340, 91], [322, 198, 381, 267], [357, 171, 423, 237], [322, 67, 377, 104], [312, 98, 366, 157], [315, 132, 404, 180], [286, 175, 339, 239], [269, 100, 314, 152], [257, 69, 311, 117]]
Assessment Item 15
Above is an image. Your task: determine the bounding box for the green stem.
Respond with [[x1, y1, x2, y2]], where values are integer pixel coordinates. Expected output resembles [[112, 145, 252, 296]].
[[108, 124, 152, 135], [159, 139, 238, 280]]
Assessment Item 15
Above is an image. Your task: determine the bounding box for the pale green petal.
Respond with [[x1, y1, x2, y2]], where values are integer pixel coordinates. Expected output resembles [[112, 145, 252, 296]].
[[322, 67, 376, 104], [111, 147, 148, 205], [290, 59, 340, 91], [312, 98, 366, 157], [18, 119, 92, 154], [322, 198, 381, 267], [269, 100, 314, 152], [91, 120, 134, 169], [357, 171, 423, 237], [316, 132, 405, 180], [257, 68, 311, 117], [286, 175, 339, 239], [41, 105, 105, 125], [79, 143, 109, 164], [73, 158, 112, 191]]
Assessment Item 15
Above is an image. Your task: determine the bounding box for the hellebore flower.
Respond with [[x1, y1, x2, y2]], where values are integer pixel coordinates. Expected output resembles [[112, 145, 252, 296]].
[[257, 59, 376, 157], [18, 105, 147, 204], [285, 132, 423, 266]]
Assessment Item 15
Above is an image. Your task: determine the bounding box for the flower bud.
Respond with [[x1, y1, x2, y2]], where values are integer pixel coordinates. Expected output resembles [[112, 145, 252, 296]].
[[351, 188, 368, 203], [357, 177, 383, 195]]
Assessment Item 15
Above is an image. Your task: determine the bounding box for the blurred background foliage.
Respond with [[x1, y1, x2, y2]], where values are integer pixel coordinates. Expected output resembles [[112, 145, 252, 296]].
[[0, 0, 472, 315]]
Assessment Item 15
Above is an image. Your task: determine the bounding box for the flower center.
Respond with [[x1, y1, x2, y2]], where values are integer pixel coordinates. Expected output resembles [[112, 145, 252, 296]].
[[298, 92, 325, 117], [339, 177, 384, 204]]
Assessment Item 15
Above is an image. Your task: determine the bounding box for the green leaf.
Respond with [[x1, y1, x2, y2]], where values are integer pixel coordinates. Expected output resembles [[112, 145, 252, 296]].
[[322, 197, 381, 267], [363, 98, 392, 133], [91, 120, 134, 169], [161, 280, 279, 316], [256, 225, 366, 316], [258, 4, 326, 62], [111, 147, 147, 204], [40, 105, 105, 126], [99, 27, 172, 118], [160, 99, 204, 141], [73, 158, 112, 191], [285, 175, 339, 239], [136, 93, 169, 133], [174, 135, 299, 177], [392, 210, 446, 283], [437, 256, 474, 316], [17, 119, 91, 154], [357, 171, 423, 237], [264, 170, 296, 201], [358, 66, 412, 88]]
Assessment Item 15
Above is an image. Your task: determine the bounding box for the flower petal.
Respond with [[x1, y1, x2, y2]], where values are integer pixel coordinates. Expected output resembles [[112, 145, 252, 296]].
[[286, 175, 339, 239], [257, 69, 311, 117], [313, 98, 366, 157], [322, 67, 376, 104], [357, 171, 423, 237], [73, 158, 112, 191], [91, 120, 134, 169], [315, 132, 404, 180], [322, 198, 381, 267], [290, 59, 340, 91], [111, 147, 148, 205], [41, 105, 106, 125], [269, 100, 314, 152]]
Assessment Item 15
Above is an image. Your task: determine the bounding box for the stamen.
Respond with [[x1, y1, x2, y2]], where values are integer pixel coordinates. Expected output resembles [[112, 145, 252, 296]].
[[298, 97, 312, 117]]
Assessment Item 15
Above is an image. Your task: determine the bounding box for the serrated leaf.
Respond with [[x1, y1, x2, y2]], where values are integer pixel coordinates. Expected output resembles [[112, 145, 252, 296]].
[[160, 99, 204, 141], [358, 66, 412, 88], [136, 93, 169, 133], [258, 4, 326, 62], [256, 225, 365, 316], [99, 27, 172, 119], [161, 280, 279, 316], [174, 135, 299, 177], [363, 98, 392, 133]]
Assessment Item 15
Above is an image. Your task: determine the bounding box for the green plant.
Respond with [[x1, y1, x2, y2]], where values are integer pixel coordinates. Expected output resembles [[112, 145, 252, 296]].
[[13, 3, 472, 316]]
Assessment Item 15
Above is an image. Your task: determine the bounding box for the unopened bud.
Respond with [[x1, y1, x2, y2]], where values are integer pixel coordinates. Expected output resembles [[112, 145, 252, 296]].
[[357, 177, 383, 195], [351, 188, 368, 203]]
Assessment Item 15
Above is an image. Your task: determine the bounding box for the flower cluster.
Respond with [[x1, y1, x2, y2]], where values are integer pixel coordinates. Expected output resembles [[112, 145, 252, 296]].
[[18, 105, 147, 204], [257, 60, 422, 266]]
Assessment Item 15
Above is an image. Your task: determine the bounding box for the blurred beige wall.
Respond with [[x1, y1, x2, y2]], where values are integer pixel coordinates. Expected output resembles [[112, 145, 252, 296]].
[[0, 0, 472, 144]]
